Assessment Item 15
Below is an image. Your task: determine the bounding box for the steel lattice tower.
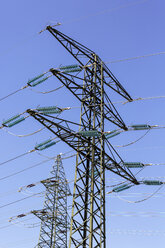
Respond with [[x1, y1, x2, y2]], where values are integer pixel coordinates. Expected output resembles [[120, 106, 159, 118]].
[[27, 27, 139, 247], [33, 154, 71, 248]]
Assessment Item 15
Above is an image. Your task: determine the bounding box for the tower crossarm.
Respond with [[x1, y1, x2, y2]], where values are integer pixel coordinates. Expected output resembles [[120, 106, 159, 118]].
[[27, 109, 139, 185], [50, 68, 128, 130], [95, 57, 133, 101], [46, 26, 95, 66], [46, 26, 133, 102]]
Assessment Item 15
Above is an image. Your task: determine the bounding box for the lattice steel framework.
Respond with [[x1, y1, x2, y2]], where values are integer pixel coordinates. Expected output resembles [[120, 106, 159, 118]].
[[33, 155, 71, 248], [27, 27, 139, 248]]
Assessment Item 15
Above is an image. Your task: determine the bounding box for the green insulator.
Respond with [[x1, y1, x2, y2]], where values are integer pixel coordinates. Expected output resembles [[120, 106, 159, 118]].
[[59, 64, 79, 70], [78, 130, 100, 137], [123, 162, 144, 168], [37, 106, 58, 111], [63, 68, 82, 73], [105, 130, 121, 139], [28, 76, 49, 87], [27, 73, 45, 84], [39, 110, 62, 114], [2, 114, 21, 125], [36, 106, 62, 114], [143, 180, 163, 185], [113, 184, 132, 193], [131, 124, 151, 130], [7, 117, 25, 127], [35, 139, 53, 149], [37, 141, 56, 150]]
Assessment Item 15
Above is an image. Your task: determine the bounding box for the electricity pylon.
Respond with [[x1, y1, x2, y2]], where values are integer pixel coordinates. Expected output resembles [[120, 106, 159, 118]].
[[33, 154, 71, 248], [27, 26, 139, 247]]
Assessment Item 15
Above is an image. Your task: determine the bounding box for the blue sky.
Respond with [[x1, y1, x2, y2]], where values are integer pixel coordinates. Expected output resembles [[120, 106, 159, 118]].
[[0, 0, 165, 247]]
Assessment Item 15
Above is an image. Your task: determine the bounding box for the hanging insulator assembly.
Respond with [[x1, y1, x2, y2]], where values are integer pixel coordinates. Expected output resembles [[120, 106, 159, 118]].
[[142, 180, 164, 185], [35, 139, 57, 150], [2, 114, 25, 127], [131, 124, 151, 130], [112, 184, 133, 193], [77, 130, 100, 137], [36, 106, 62, 114], [123, 162, 144, 168], [105, 130, 121, 139], [59, 64, 80, 70], [28, 76, 50, 87]]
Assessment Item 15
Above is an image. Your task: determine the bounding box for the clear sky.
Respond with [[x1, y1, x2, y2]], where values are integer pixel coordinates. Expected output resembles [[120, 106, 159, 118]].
[[0, 0, 165, 247]]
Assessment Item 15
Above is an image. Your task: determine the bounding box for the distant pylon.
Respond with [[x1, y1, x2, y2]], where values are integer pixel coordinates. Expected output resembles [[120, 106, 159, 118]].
[[33, 154, 71, 248]]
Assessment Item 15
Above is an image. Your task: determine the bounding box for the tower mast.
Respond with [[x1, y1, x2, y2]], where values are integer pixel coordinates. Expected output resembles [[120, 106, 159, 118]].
[[28, 27, 139, 247]]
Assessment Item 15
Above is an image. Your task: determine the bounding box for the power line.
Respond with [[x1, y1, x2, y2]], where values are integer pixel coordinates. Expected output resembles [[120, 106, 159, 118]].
[[0, 0, 149, 62], [116, 145, 165, 152], [118, 95, 165, 105], [0, 151, 75, 182], [0, 87, 27, 102], [29, 85, 64, 94], [109, 229, 165, 236], [107, 176, 165, 184], [1, 107, 165, 142], [108, 211, 165, 218], [0, 157, 55, 182], [107, 192, 165, 198], [0, 71, 50, 103], [0, 192, 42, 210], [49, 0, 149, 28], [3, 126, 45, 138], [113, 185, 164, 204], [0, 74, 165, 110], [0, 137, 60, 167], [114, 129, 151, 148], [105, 51, 165, 64], [0, 150, 33, 167], [1, 236, 37, 248], [1, 58, 165, 106], [0, 223, 14, 230]]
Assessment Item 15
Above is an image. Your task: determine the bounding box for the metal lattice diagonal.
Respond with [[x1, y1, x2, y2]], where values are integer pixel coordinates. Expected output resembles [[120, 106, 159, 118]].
[[28, 27, 139, 247], [33, 155, 71, 248]]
